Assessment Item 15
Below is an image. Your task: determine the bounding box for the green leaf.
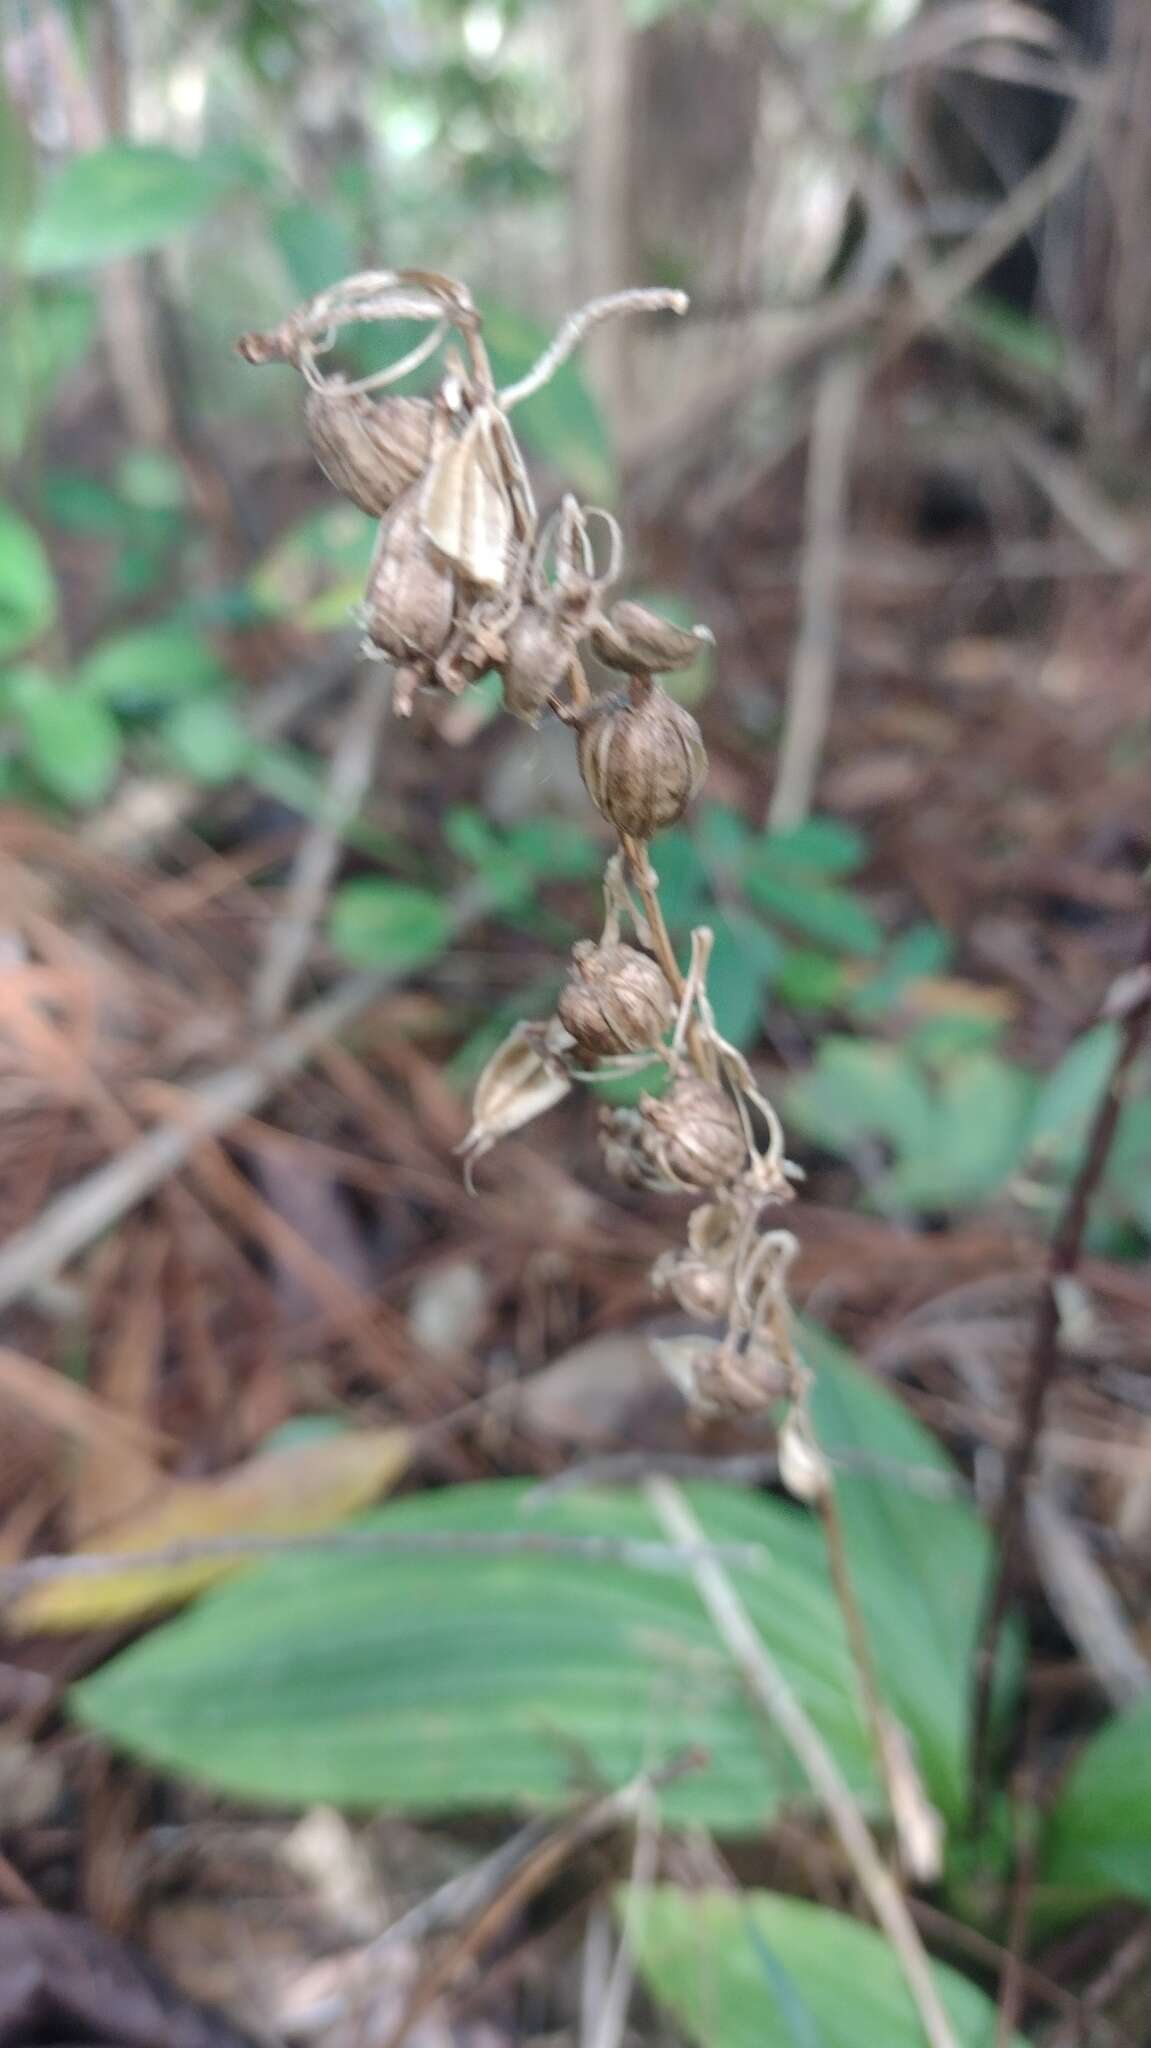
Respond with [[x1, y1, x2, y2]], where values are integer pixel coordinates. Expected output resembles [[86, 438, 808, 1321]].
[[754, 818, 866, 878], [12, 672, 121, 806], [71, 1340, 999, 1831], [73, 1478, 880, 1823], [1040, 1695, 1151, 1916], [481, 298, 615, 502], [787, 1039, 936, 1163], [803, 1323, 1012, 1821], [695, 801, 752, 876], [505, 817, 602, 883], [159, 698, 251, 783], [625, 1887, 1029, 2048], [746, 870, 883, 956], [0, 503, 56, 656], [882, 1053, 1034, 1212], [774, 949, 847, 1012], [271, 200, 357, 302], [329, 881, 452, 969], [850, 924, 953, 1023], [22, 145, 243, 273], [652, 830, 708, 934], [77, 625, 227, 712], [1026, 1023, 1118, 1170], [707, 911, 779, 1049]]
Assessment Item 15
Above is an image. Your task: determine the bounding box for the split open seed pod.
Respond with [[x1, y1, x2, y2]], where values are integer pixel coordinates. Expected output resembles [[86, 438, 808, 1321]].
[[457, 1021, 571, 1187], [592, 600, 711, 676]]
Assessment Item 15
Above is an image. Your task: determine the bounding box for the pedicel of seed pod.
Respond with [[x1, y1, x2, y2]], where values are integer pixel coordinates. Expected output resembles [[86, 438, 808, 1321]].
[[640, 1075, 747, 1191], [577, 682, 707, 840], [556, 941, 674, 1060], [304, 386, 434, 517], [651, 1245, 733, 1320], [503, 604, 578, 726], [363, 486, 456, 664], [591, 599, 712, 676]]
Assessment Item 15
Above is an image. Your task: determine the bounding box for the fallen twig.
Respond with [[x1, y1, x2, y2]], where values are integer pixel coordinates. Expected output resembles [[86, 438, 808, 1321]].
[[0, 883, 487, 1317], [767, 349, 867, 831], [969, 931, 1151, 1829], [0, 1522, 768, 1602], [249, 665, 391, 1029], [647, 1475, 960, 2048]]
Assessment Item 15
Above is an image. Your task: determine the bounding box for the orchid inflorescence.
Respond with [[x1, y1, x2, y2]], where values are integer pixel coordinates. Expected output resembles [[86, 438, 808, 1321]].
[[240, 268, 823, 1469]]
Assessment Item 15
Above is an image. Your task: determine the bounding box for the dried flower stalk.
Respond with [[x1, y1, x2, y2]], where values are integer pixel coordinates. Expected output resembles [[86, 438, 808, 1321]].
[[239, 267, 815, 1445]]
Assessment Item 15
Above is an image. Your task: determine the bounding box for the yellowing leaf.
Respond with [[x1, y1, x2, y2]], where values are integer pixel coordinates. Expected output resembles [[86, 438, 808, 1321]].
[[11, 1428, 410, 1633]]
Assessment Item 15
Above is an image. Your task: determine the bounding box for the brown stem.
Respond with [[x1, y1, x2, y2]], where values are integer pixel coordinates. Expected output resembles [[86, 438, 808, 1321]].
[[818, 1483, 903, 1847], [968, 918, 1151, 1832], [620, 832, 717, 1082]]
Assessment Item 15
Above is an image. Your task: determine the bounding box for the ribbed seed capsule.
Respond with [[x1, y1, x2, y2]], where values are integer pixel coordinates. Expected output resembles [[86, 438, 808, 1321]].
[[577, 684, 707, 840], [557, 941, 674, 1060], [503, 604, 577, 726], [592, 600, 711, 676], [363, 486, 455, 663], [304, 388, 434, 517], [641, 1077, 747, 1190]]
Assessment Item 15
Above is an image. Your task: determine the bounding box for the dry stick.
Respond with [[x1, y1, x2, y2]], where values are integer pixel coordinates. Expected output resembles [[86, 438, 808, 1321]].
[[968, 928, 1151, 1832], [0, 1523, 767, 1600], [249, 664, 390, 1029], [816, 1484, 904, 1842], [646, 1476, 960, 2048], [767, 349, 866, 832], [619, 831, 717, 1083], [0, 884, 488, 1318]]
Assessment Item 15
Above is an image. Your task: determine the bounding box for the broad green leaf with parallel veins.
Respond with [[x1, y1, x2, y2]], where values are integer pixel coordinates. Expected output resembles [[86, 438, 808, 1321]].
[[329, 880, 452, 969], [22, 144, 243, 272], [71, 1339, 998, 1829], [624, 1887, 1030, 2048], [0, 503, 56, 656], [1039, 1694, 1151, 1917]]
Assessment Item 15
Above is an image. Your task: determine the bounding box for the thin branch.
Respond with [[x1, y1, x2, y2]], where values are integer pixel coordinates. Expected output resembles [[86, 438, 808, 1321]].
[[249, 666, 390, 1030], [0, 1523, 769, 1602], [969, 931, 1151, 1829], [0, 883, 489, 1317], [646, 1476, 960, 2048], [767, 349, 867, 832], [499, 288, 688, 411]]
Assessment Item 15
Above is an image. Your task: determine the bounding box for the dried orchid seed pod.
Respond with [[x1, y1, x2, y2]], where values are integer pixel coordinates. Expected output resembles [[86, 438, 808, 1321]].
[[304, 387, 434, 517], [556, 941, 674, 1060], [503, 604, 578, 726], [363, 486, 455, 664], [592, 600, 711, 676], [641, 1076, 747, 1191], [457, 1020, 571, 1186], [577, 683, 707, 840]]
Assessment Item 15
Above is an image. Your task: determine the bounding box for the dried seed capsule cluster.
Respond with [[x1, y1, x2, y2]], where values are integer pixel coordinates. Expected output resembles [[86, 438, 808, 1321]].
[[241, 269, 812, 1437]]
